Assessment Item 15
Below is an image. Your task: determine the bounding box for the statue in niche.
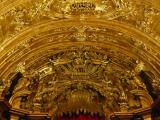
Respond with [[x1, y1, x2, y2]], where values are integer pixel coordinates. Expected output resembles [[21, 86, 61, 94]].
[[41, 93, 49, 112], [127, 76, 146, 90], [119, 91, 129, 112], [28, 75, 39, 91], [33, 93, 43, 112], [129, 94, 142, 110], [47, 74, 57, 87], [72, 51, 85, 65], [14, 77, 30, 93]]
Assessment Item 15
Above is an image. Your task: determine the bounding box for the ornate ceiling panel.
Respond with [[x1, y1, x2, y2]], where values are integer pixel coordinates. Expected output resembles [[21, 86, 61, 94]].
[[0, 0, 160, 118], [0, 0, 160, 45]]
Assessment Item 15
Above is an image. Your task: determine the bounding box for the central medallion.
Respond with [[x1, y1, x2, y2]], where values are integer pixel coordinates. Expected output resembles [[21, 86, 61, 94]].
[[70, 2, 96, 14], [58, 0, 110, 15]]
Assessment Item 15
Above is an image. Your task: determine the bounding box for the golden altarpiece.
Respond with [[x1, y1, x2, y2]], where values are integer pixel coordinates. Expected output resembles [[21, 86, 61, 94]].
[[0, 0, 160, 120]]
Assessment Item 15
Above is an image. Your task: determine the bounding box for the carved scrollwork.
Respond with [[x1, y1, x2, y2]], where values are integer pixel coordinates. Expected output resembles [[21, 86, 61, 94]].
[[0, 0, 159, 117], [6, 45, 151, 114], [0, 0, 159, 44]]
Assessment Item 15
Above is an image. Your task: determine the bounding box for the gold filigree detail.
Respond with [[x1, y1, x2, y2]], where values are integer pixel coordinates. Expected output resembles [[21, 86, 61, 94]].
[[0, 0, 159, 116], [0, 0, 159, 44], [6, 45, 151, 114]]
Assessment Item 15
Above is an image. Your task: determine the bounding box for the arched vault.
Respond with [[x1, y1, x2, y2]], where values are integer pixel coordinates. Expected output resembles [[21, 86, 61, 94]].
[[0, 0, 160, 118]]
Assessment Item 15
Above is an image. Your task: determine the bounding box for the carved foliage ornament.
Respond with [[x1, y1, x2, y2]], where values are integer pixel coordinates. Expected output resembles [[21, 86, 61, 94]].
[[0, 0, 159, 44], [6, 45, 151, 115]]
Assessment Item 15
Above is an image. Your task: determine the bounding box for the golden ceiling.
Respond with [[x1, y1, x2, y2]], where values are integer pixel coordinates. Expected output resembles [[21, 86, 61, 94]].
[[0, 0, 160, 118]]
